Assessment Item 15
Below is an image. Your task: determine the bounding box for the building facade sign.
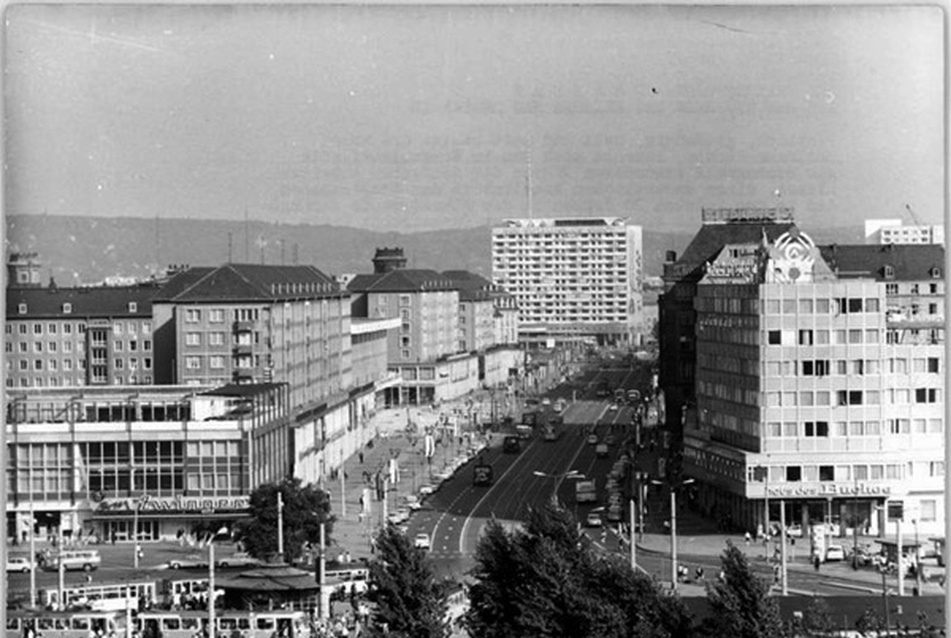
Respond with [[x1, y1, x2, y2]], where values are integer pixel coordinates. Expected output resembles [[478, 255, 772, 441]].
[[765, 482, 891, 498], [766, 228, 818, 283], [95, 494, 250, 514]]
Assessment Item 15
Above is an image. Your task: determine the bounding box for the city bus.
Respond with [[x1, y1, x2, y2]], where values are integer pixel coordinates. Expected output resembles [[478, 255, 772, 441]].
[[133, 610, 313, 638], [5, 609, 123, 638]]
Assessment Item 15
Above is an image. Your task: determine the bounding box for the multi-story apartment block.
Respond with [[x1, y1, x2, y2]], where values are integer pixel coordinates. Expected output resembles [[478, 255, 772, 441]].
[[443, 270, 519, 352], [865, 218, 945, 245], [6, 267, 162, 388], [491, 216, 644, 347], [5, 383, 291, 542], [681, 227, 945, 544], [151, 264, 351, 413]]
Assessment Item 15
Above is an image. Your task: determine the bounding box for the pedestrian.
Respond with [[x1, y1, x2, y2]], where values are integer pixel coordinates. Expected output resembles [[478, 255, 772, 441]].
[[695, 566, 704, 581], [813, 554, 821, 572], [358, 451, 364, 464], [744, 531, 752, 546]]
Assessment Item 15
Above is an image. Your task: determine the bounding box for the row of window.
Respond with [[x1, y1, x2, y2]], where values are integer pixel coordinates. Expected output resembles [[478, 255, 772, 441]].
[[767, 356, 941, 377], [7, 339, 152, 354], [7, 320, 152, 336], [753, 461, 943, 484], [766, 417, 943, 438], [762, 387, 941, 407], [184, 308, 262, 323], [764, 297, 884, 315], [9, 357, 152, 372]]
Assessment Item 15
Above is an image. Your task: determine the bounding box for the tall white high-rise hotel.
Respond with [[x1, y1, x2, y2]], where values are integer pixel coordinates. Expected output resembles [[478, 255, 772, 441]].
[[491, 217, 644, 346]]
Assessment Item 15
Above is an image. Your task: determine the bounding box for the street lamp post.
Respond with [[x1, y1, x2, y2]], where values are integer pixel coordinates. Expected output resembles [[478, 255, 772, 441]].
[[654, 478, 694, 591], [532, 470, 582, 503]]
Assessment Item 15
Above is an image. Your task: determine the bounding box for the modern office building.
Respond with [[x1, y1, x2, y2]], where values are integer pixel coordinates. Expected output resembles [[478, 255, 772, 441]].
[[679, 225, 945, 545], [5, 383, 291, 542], [659, 207, 797, 484], [865, 219, 945, 245], [491, 217, 644, 347]]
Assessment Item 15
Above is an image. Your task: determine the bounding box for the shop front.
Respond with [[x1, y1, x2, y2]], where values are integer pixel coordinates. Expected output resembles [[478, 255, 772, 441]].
[[88, 494, 251, 543]]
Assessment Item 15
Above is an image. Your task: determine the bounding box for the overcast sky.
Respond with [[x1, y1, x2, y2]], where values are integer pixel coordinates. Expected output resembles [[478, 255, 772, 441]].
[[3, 4, 944, 233]]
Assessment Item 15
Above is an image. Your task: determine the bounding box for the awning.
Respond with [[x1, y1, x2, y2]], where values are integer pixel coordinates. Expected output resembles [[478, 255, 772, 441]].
[[89, 512, 250, 521]]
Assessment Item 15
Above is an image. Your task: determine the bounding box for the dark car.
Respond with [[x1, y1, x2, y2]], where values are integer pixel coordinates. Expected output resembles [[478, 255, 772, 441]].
[[502, 435, 521, 453]]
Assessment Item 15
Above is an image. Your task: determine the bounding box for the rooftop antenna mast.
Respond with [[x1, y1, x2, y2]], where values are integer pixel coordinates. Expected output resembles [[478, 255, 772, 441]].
[[244, 209, 250, 263], [526, 135, 534, 219]]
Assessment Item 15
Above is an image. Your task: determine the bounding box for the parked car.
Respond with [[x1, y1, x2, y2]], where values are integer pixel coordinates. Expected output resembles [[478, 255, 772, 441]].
[[167, 554, 210, 570], [6, 556, 34, 573], [586, 434, 599, 445], [414, 533, 431, 550], [825, 545, 846, 561], [419, 484, 437, 496], [586, 512, 604, 528], [216, 552, 261, 569], [387, 508, 410, 525], [403, 495, 423, 511], [786, 524, 803, 538]]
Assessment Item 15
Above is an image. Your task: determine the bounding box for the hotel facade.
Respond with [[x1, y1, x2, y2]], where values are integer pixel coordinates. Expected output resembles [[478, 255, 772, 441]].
[[491, 217, 644, 347]]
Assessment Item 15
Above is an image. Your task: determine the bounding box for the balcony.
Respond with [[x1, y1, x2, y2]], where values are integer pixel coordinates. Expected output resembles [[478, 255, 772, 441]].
[[233, 367, 258, 381], [232, 343, 253, 355], [232, 320, 254, 333]]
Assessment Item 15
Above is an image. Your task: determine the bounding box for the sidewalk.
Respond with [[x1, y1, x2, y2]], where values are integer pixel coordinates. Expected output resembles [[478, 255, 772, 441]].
[[328, 398, 491, 564], [634, 530, 947, 597]]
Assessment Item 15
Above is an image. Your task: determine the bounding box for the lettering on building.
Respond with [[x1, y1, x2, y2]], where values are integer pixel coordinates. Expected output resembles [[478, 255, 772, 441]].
[[96, 494, 250, 513], [766, 483, 892, 498]]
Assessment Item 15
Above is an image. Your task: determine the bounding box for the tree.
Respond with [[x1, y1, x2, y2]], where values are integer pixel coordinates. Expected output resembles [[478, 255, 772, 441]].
[[363, 523, 449, 638], [699, 541, 785, 638], [234, 477, 334, 563], [465, 501, 694, 638]]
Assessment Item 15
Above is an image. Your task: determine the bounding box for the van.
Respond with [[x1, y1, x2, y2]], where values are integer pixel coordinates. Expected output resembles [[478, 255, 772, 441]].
[[41, 549, 101, 572]]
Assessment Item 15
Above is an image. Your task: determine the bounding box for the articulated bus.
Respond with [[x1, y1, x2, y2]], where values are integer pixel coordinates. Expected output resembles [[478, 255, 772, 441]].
[[40, 581, 157, 612], [134, 610, 314, 638], [5, 609, 123, 638]]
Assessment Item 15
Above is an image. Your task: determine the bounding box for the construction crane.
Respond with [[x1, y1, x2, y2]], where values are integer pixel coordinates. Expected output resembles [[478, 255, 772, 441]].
[[904, 203, 923, 226]]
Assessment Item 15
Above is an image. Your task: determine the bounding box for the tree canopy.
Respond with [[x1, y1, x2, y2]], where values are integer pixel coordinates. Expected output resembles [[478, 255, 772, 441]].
[[464, 501, 693, 638], [699, 541, 784, 638], [364, 523, 450, 638], [234, 477, 334, 563]]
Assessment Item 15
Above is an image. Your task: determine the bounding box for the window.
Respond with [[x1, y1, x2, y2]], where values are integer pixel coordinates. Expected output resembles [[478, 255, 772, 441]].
[[209, 356, 225, 369], [114, 359, 124, 370], [768, 331, 781, 345], [865, 298, 880, 312], [838, 390, 863, 405], [915, 388, 939, 404], [33, 342, 42, 353], [18, 303, 27, 314], [62, 303, 72, 314], [33, 323, 42, 335], [113, 322, 123, 334], [114, 340, 123, 352], [921, 500, 937, 522], [209, 309, 225, 323], [798, 329, 813, 345], [185, 356, 201, 369], [885, 283, 898, 294], [785, 466, 801, 482], [848, 329, 862, 344], [185, 309, 201, 323], [819, 466, 834, 481], [128, 302, 138, 313], [186, 332, 201, 346], [805, 421, 829, 437], [799, 299, 813, 314], [144, 358, 152, 370], [209, 332, 225, 346], [399, 295, 411, 307], [816, 299, 830, 313], [928, 357, 940, 373]]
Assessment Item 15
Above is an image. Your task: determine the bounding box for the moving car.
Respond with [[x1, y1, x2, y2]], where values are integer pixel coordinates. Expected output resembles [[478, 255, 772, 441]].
[[6, 556, 34, 573], [216, 552, 261, 569], [387, 508, 410, 525], [414, 533, 431, 550], [586, 434, 599, 445], [167, 554, 210, 570]]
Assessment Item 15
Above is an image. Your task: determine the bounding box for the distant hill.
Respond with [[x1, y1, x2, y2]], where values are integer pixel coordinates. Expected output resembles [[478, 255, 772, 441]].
[[4, 214, 862, 286]]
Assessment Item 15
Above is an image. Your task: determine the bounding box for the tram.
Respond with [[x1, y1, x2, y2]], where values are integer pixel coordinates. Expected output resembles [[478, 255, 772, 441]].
[[5, 609, 123, 638], [40, 581, 157, 612], [133, 609, 314, 638]]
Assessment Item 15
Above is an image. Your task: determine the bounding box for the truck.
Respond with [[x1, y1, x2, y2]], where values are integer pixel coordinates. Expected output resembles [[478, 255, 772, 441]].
[[575, 480, 598, 504], [595, 442, 609, 458], [516, 424, 533, 440]]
